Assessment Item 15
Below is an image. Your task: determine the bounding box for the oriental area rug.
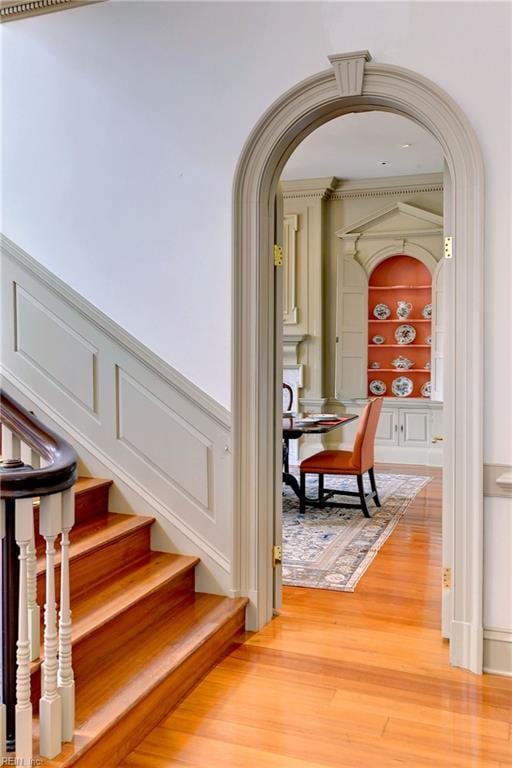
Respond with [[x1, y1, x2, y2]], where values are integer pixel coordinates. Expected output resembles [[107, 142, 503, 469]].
[[282, 471, 431, 592]]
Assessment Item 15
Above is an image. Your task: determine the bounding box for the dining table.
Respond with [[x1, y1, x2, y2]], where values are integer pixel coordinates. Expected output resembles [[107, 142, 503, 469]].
[[282, 413, 359, 499]]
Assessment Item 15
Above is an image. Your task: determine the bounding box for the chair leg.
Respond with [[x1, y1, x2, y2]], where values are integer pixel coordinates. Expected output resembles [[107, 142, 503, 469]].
[[357, 474, 371, 518], [318, 473, 324, 503], [299, 472, 306, 514], [283, 438, 290, 474], [368, 467, 381, 507]]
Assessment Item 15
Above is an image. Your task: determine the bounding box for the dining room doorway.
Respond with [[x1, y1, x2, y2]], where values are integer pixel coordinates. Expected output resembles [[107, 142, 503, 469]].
[[279, 111, 445, 614], [232, 51, 485, 673]]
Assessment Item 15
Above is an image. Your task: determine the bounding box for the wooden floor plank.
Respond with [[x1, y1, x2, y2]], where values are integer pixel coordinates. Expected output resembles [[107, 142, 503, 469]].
[[120, 463, 512, 767]]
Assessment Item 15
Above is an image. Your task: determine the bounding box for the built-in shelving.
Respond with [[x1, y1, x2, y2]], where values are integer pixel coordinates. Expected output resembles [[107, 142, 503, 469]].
[[368, 255, 432, 399], [369, 284, 431, 290], [369, 319, 431, 323]]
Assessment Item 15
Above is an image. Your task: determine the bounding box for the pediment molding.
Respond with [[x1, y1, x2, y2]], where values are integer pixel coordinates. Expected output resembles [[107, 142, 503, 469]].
[[336, 201, 443, 241]]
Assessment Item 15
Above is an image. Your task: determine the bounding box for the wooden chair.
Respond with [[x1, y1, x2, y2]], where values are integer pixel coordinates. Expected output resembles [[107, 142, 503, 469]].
[[282, 383, 294, 473], [299, 397, 383, 517]]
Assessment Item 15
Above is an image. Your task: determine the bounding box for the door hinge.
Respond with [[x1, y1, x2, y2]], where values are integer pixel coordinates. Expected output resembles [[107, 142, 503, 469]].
[[272, 545, 282, 568], [273, 244, 283, 267], [444, 236, 453, 259], [442, 567, 451, 589]]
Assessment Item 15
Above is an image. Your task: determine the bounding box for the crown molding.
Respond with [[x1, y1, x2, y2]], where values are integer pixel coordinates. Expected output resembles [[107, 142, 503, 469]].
[[282, 174, 443, 201], [280, 177, 338, 200], [0, 0, 103, 23]]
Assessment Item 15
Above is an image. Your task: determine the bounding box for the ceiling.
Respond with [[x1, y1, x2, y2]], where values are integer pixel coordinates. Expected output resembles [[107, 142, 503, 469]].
[[281, 111, 444, 181]]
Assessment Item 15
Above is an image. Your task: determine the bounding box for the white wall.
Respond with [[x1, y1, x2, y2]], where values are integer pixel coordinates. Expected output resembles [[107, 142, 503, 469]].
[[1, 2, 511, 632], [1, 1, 510, 430]]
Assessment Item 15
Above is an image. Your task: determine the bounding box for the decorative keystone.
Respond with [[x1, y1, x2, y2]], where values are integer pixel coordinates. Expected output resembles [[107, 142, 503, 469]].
[[328, 50, 372, 97]]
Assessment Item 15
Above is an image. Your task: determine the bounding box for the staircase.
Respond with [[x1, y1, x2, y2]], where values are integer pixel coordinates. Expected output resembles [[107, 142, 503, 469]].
[[30, 477, 248, 767]]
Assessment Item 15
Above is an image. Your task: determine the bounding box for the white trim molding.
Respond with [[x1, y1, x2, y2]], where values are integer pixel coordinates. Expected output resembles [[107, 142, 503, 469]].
[[232, 54, 485, 673], [484, 464, 512, 498], [483, 629, 512, 677]]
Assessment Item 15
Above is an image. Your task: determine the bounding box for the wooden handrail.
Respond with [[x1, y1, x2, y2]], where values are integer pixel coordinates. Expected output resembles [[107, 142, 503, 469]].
[[0, 390, 78, 498]]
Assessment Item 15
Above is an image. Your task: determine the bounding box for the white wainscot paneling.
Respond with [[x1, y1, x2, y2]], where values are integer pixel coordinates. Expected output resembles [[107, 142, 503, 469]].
[[484, 496, 512, 632], [117, 368, 212, 513], [15, 284, 96, 413], [1, 238, 233, 595]]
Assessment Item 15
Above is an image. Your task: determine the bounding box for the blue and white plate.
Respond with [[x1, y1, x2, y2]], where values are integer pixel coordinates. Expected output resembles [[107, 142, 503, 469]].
[[394, 324, 416, 344], [421, 381, 432, 398], [391, 376, 413, 397], [422, 303, 432, 319], [369, 380, 387, 396], [373, 303, 391, 320], [372, 335, 385, 345]]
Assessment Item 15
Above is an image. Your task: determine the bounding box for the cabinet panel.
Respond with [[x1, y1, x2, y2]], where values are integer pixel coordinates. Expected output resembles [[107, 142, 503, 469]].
[[400, 408, 430, 447], [376, 409, 397, 446]]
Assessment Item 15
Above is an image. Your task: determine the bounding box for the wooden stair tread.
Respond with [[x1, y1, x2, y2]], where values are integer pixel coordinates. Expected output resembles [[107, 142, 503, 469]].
[[36, 512, 154, 574], [31, 552, 199, 675], [74, 477, 113, 496], [40, 594, 248, 766]]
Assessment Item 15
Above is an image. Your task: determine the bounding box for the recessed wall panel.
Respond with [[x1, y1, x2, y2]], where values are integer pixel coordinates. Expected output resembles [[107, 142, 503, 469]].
[[15, 285, 96, 412], [117, 369, 211, 510]]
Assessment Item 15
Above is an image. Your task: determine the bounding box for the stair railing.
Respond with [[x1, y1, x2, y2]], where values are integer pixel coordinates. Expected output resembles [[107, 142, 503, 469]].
[[0, 389, 78, 763]]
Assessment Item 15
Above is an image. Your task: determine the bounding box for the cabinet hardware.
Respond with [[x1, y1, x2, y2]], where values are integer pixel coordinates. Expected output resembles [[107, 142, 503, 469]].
[[444, 236, 453, 259], [442, 567, 451, 589], [431, 436, 443, 443], [400, 425, 404, 432]]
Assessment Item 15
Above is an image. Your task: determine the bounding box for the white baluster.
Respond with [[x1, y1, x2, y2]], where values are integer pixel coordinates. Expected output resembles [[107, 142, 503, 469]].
[[0, 500, 6, 760], [39, 494, 62, 759], [27, 523, 40, 662], [31, 450, 41, 469], [20, 441, 32, 466], [1, 425, 17, 460], [15, 498, 34, 764], [58, 487, 75, 743]]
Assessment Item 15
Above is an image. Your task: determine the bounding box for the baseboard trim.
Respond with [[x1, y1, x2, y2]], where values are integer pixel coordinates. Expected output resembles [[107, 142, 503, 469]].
[[483, 629, 512, 677]]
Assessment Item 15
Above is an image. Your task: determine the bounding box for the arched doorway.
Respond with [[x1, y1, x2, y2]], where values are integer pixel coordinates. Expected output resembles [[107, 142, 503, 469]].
[[232, 52, 484, 673]]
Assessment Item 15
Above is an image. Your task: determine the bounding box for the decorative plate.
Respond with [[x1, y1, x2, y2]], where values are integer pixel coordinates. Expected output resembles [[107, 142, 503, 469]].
[[372, 335, 385, 345], [391, 376, 413, 397], [422, 303, 432, 319], [426, 335, 432, 345], [369, 380, 386, 396], [421, 381, 432, 398], [373, 303, 391, 320], [394, 324, 416, 344], [370, 361, 380, 369]]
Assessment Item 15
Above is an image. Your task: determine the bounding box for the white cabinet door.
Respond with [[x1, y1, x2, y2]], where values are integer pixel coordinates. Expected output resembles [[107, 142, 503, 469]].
[[399, 408, 430, 448], [376, 408, 398, 446]]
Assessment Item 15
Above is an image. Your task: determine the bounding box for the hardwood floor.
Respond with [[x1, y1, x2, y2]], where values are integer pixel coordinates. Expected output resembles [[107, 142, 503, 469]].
[[120, 464, 512, 768]]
